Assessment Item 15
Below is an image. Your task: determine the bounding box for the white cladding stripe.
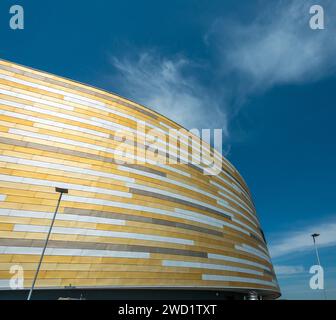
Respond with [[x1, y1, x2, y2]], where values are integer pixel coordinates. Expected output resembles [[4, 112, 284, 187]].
[[0, 194, 6, 201], [218, 169, 251, 199], [173, 208, 259, 239], [0, 171, 249, 234], [5, 127, 189, 177], [125, 182, 234, 219], [212, 180, 254, 213], [221, 221, 249, 235], [0, 175, 258, 235], [235, 244, 271, 263], [13, 224, 194, 245], [218, 189, 254, 216], [10, 72, 220, 167], [119, 165, 222, 200], [0, 74, 106, 107], [0, 174, 132, 198], [216, 199, 258, 228], [241, 244, 271, 260], [90, 116, 210, 167], [162, 260, 263, 276], [0, 74, 176, 145], [0, 88, 74, 111], [0, 209, 270, 272], [0, 155, 258, 237], [0, 107, 109, 138], [207, 253, 271, 271], [231, 218, 261, 236], [211, 181, 257, 220], [0, 209, 125, 226], [119, 164, 260, 234], [0, 83, 242, 186], [0, 155, 135, 183], [216, 174, 255, 210], [0, 156, 259, 238], [60, 194, 228, 230], [2, 94, 216, 179], [126, 181, 261, 237], [0, 92, 220, 176], [258, 244, 270, 255], [202, 274, 277, 287], [0, 246, 150, 258], [0, 280, 10, 288]]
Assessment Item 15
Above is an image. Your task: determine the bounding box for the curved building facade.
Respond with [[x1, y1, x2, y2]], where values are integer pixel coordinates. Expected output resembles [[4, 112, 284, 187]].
[[0, 59, 280, 299]]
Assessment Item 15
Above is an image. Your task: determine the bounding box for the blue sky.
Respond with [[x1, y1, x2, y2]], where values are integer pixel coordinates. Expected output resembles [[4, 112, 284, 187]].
[[0, 0, 335, 299]]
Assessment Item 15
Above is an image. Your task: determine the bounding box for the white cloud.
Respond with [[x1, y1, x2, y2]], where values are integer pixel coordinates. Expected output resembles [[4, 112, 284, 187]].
[[110, 51, 228, 133], [269, 219, 336, 258], [274, 265, 305, 276], [108, 1, 336, 144], [208, 0, 336, 92]]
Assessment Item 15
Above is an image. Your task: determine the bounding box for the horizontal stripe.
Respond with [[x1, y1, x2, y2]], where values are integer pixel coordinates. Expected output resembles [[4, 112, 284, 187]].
[[235, 244, 271, 262], [63, 208, 223, 237], [13, 224, 194, 245], [221, 221, 250, 235], [0, 63, 233, 177], [0, 88, 74, 111], [0, 92, 216, 174], [207, 253, 271, 271], [0, 155, 134, 183], [120, 164, 166, 177], [5, 127, 190, 178], [127, 181, 235, 216], [129, 186, 233, 220], [218, 190, 254, 215], [162, 260, 263, 276], [173, 208, 254, 238], [62, 194, 222, 228], [119, 165, 259, 233], [0, 246, 150, 258], [0, 74, 106, 107], [61, 194, 244, 233], [0, 280, 9, 288], [0, 174, 132, 198], [0, 63, 157, 119], [0, 209, 126, 226], [0, 194, 6, 201], [202, 274, 277, 287], [0, 108, 110, 138], [0, 239, 206, 258]]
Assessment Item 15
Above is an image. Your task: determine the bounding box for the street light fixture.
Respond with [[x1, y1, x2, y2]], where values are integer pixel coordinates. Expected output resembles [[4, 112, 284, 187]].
[[311, 233, 327, 300], [27, 187, 68, 300]]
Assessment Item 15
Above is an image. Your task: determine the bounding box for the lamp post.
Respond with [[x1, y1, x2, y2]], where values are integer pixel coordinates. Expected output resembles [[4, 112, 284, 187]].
[[311, 233, 327, 300], [27, 187, 68, 300]]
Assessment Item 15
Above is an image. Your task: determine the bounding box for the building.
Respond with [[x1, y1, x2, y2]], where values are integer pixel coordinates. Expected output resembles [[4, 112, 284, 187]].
[[0, 59, 280, 299]]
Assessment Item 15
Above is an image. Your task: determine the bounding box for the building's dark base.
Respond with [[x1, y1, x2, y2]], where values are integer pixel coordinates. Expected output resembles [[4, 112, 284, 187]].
[[0, 288, 250, 300]]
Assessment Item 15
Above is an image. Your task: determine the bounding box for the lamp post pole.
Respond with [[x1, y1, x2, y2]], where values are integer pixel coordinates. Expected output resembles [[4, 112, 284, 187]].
[[27, 187, 68, 300], [311, 233, 327, 300]]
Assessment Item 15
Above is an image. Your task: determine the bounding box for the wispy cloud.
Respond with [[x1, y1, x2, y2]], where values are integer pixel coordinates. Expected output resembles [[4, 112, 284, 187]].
[[110, 51, 228, 133], [108, 0, 336, 143], [269, 218, 336, 258], [207, 0, 336, 93], [274, 265, 305, 276]]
